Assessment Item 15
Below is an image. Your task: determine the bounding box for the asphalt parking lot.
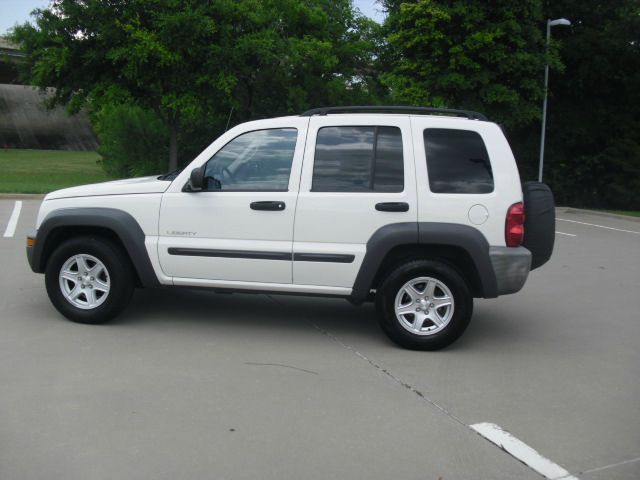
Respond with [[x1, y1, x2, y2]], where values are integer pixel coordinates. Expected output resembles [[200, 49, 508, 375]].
[[1, 198, 639, 480]]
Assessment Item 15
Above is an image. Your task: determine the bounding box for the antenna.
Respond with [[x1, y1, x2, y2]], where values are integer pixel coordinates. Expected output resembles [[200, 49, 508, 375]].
[[225, 107, 234, 132]]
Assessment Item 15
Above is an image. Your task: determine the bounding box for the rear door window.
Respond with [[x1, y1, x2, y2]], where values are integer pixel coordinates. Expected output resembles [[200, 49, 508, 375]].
[[312, 126, 404, 192], [423, 129, 494, 194]]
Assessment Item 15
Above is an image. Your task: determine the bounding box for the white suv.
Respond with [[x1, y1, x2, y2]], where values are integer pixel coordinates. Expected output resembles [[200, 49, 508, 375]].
[[27, 106, 555, 350]]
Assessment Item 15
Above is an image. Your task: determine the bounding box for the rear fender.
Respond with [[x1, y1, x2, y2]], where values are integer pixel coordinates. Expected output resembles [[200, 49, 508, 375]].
[[350, 222, 498, 303]]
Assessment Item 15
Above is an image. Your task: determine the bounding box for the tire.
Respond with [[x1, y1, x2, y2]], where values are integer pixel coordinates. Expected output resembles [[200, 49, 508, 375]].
[[376, 260, 473, 351], [522, 181, 555, 270], [44, 236, 135, 324]]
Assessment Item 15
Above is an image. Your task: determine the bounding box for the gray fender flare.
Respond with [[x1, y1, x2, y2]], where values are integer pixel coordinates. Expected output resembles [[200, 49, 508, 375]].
[[29, 207, 159, 287], [350, 222, 498, 302]]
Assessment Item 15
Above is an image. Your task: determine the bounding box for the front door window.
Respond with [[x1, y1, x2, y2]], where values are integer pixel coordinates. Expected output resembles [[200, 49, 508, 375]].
[[203, 128, 298, 191]]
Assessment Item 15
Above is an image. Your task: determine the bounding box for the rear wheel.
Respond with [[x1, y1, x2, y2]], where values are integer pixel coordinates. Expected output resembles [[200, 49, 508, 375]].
[[376, 260, 473, 350], [45, 236, 135, 324]]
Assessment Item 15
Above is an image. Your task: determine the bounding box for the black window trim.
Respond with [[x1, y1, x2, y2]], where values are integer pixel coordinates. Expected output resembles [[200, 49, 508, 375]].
[[367, 126, 379, 191], [193, 188, 289, 194], [310, 124, 405, 193]]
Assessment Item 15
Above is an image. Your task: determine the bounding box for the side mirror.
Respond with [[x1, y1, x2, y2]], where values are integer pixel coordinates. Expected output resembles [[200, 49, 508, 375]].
[[189, 166, 205, 191]]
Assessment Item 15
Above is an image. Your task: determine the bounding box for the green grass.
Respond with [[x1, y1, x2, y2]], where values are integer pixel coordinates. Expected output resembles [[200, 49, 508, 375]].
[[0, 149, 113, 193], [599, 209, 640, 218]]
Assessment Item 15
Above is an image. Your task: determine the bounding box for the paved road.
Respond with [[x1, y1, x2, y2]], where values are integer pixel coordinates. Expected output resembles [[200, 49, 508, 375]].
[[1, 200, 638, 480]]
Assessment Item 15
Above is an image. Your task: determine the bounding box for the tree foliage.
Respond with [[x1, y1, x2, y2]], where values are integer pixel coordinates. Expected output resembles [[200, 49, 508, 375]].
[[10, 0, 379, 171], [221, 0, 384, 120], [94, 104, 168, 178], [540, 0, 640, 209], [381, 0, 640, 209], [9, 0, 640, 210], [382, 0, 553, 128]]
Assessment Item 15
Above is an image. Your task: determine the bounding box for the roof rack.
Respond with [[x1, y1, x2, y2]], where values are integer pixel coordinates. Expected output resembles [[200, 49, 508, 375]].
[[300, 105, 488, 121]]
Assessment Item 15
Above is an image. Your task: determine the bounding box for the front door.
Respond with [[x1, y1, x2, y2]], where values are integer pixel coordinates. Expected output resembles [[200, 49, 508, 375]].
[[158, 118, 308, 284]]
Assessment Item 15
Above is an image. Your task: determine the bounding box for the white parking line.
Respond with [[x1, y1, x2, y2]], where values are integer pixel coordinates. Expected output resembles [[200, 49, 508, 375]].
[[557, 218, 640, 235], [555, 231, 576, 237], [3, 201, 22, 238], [470, 423, 579, 480]]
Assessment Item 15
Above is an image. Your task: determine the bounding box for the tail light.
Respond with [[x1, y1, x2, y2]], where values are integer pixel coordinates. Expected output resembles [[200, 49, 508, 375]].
[[505, 202, 525, 247]]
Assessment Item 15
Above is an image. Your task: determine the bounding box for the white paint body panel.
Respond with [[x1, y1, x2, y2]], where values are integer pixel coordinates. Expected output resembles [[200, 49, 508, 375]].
[[158, 116, 309, 283], [145, 236, 173, 285], [172, 277, 351, 296], [36, 194, 169, 284], [44, 176, 170, 200], [293, 115, 417, 287], [411, 117, 523, 247], [36, 194, 163, 235], [157, 237, 292, 283]]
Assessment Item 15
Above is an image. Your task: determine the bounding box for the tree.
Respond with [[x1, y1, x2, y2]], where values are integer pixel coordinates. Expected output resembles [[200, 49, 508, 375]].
[[94, 104, 168, 178], [12, 0, 221, 170], [207, 0, 384, 122], [381, 0, 554, 129], [10, 0, 381, 172], [380, 0, 640, 209], [540, 0, 640, 209]]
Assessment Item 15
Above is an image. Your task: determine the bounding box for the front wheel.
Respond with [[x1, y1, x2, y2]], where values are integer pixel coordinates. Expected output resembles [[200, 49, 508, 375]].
[[376, 260, 473, 350], [45, 236, 135, 324]]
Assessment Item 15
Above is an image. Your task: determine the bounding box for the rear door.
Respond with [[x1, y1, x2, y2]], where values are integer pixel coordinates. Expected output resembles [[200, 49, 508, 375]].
[[293, 115, 417, 288]]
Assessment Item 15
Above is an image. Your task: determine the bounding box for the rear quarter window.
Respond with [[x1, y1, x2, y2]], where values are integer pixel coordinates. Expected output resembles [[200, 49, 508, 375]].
[[423, 128, 494, 194]]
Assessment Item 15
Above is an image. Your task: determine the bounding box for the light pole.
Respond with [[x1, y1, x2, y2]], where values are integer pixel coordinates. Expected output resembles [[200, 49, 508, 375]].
[[538, 18, 571, 183]]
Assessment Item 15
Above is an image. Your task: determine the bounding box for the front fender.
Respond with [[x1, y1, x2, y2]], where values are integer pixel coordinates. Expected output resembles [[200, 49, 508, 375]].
[[27, 207, 159, 287]]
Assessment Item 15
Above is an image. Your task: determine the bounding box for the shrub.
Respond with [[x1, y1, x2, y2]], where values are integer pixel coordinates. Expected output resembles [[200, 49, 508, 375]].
[[94, 104, 168, 178]]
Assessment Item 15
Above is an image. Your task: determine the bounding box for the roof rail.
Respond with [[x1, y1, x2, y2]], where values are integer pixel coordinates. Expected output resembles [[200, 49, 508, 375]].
[[300, 105, 488, 121]]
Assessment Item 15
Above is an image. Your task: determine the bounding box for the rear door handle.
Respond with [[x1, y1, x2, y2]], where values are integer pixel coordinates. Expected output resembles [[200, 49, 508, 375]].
[[375, 202, 409, 212], [250, 201, 286, 211]]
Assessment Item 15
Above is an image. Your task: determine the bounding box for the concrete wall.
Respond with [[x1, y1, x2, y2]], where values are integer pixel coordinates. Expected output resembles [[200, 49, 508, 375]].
[[0, 84, 98, 150]]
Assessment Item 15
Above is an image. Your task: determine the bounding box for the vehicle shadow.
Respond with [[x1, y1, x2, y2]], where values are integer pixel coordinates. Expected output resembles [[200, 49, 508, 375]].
[[117, 286, 389, 343], [116, 287, 532, 351]]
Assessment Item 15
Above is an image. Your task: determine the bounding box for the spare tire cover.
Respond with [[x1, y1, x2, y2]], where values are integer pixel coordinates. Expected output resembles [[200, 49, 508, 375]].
[[522, 182, 555, 270]]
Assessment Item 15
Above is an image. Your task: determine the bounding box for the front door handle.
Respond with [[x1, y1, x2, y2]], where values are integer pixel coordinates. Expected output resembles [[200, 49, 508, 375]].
[[375, 202, 409, 212], [250, 201, 286, 211]]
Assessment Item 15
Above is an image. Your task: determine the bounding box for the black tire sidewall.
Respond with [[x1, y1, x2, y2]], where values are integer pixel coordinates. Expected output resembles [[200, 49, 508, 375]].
[[45, 236, 134, 324], [376, 260, 473, 350], [522, 181, 555, 269]]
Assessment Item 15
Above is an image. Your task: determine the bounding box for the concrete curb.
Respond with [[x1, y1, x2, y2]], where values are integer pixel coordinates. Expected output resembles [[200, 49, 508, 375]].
[[557, 206, 640, 223], [0, 193, 46, 200]]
